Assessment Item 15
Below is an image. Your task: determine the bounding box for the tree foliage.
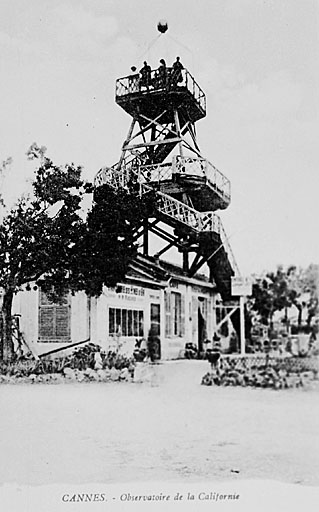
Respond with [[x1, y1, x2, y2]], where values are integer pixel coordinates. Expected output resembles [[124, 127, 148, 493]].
[[0, 146, 157, 361], [74, 184, 156, 297], [0, 157, 12, 207], [1, 155, 85, 295], [250, 264, 319, 330]]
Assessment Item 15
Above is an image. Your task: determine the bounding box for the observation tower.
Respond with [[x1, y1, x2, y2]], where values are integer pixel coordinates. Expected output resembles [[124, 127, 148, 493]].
[[94, 61, 240, 300]]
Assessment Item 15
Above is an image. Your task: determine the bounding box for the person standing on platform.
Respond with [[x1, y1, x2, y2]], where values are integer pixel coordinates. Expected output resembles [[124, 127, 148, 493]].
[[139, 61, 151, 88], [157, 59, 167, 88], [171, 56, 184, 86]]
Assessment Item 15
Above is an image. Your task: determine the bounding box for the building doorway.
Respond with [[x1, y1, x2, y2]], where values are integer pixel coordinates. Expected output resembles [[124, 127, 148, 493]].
[[191, 296, 208, 355], [150, 303, 161, 360], [198, 307, 206, 354], [198, 297, 208, 355]]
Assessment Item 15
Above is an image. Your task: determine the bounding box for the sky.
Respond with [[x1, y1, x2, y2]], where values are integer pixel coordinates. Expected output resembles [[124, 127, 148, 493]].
[[0, 0, 318, 276]]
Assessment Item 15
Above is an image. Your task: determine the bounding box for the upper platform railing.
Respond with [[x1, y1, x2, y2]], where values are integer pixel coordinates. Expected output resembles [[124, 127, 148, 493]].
[[115, 67, 206, 114]]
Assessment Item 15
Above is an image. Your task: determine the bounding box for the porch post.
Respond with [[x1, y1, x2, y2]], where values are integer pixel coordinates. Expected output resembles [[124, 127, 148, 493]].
[[240, 295, 245, 355]]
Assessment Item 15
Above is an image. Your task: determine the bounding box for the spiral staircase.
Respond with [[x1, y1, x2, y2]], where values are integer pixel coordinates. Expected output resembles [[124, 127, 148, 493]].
[[94, 66, 240, 300]]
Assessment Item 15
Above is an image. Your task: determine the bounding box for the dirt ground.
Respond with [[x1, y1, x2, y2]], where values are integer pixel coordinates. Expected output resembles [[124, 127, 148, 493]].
[[1, 360, 319, 487]]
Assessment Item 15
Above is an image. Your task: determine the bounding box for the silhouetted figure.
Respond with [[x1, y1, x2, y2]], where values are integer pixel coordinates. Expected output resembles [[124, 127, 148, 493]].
[[157, 59, 167, 87], [206, 332, 221, 368], [147, 326, 161, 362], [184, 342, 198, 359], [206, 349, 221, 367], [139, 61, 151, 88], [171, 56, 183, 86]]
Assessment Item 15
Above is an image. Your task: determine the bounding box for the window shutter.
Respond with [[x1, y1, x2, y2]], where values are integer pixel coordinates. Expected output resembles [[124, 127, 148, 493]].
[[38, 288, 71, 342], [55, 306, 70, 338], [39, 306, 55, 339]]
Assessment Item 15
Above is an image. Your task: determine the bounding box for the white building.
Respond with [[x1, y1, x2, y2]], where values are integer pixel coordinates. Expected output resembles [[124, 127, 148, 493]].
[[13, 255, 221, 360]]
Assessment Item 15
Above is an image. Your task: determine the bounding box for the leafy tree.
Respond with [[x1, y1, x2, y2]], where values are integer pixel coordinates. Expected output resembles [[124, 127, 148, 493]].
[[0, 146, 156, 361], [299, 264, 319, 327], [250, 264, 319, 333], [0, 157, 12, 208], [77, 184, 156, 297], [0, 147, 88, 361], [251, 266, 292, 327]]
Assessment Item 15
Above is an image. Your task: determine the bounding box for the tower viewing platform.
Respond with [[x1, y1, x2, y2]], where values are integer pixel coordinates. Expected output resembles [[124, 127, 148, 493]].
[[115, 67, 206, 124], [95, 154, 231, 211]]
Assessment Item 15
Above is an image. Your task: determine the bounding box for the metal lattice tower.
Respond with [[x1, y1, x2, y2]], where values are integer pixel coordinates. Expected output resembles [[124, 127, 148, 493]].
[[94, 65, 240, 299]]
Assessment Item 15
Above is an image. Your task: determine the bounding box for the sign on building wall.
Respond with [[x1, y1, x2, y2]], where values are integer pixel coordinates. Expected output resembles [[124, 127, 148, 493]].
[[231, 277, 252, 296], [116, 284, 145, 296], [104, 284, 145, 302]]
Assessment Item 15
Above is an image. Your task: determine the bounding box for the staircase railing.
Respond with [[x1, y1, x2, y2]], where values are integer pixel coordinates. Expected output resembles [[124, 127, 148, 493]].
[[155, 189, 220, 233], [154, 189, 239, 275], [94, 163, 240, 276], [218, 223, 241, 276]]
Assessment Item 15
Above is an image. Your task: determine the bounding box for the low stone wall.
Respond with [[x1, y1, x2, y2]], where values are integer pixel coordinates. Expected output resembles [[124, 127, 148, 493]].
[[0, 366, 133, 384], [0, 344, 136, 384]]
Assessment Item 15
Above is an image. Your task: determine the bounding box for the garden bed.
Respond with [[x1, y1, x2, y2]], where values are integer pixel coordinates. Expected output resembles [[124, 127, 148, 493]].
[[201, 354, 319, 389], [0, 344, 135, 384]]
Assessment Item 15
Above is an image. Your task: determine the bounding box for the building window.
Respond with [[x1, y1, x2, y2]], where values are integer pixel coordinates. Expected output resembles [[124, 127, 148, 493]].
[[109, 308, 144, 337], [172, 292, 182, 336], [165, 290, 185, 337], [38, 288, 71, 342]]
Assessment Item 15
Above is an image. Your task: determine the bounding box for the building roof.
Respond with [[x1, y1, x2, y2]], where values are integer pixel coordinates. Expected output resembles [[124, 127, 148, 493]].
[[126, 254, 216, 290]]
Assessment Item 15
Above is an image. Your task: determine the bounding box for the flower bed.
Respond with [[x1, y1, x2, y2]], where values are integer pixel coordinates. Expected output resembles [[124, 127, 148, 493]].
[[0, 344, 136, 384], [201, 355, 319, 389]]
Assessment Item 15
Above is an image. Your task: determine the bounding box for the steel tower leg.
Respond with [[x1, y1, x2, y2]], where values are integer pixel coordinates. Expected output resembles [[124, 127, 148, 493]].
[[117, 118, 136, 171], [183, 251, 189, 272], [143, 218, 149, 255], [173, 109, 184, 157]]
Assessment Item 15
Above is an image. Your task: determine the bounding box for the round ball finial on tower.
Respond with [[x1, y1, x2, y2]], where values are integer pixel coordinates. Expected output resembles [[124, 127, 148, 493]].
[[157, 19, 168, 33]]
